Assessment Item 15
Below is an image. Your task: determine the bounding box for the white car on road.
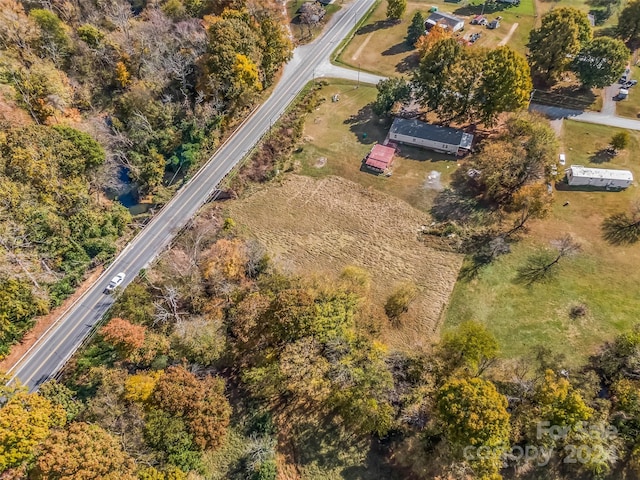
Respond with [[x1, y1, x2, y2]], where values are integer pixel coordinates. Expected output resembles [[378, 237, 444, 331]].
[[104, 272, 126, 294], [559, 153, 566, 166]]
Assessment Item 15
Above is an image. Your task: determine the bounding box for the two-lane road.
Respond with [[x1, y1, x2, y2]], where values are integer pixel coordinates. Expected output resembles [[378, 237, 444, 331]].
[[8, 0, 379, 391]]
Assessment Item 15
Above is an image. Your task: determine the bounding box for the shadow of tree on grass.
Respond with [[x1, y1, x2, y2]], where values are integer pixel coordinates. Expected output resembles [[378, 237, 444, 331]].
[[382, 42, 413, 56], [356, 19, 395, 35]]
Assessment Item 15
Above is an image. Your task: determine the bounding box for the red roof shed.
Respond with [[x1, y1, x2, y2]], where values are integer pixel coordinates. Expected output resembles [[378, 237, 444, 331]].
[[365, 144, 395, 172]]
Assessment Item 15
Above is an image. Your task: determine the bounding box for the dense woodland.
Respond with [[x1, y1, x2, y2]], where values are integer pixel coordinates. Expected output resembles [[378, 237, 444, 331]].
[[0, 0, 292, 354]]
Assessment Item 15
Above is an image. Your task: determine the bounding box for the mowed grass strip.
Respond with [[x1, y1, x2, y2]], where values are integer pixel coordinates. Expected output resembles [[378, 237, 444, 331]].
[[445, 120, 640, 366], [226, 174, 463, 351]]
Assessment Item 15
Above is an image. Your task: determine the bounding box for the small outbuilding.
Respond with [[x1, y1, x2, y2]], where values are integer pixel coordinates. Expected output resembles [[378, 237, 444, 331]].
[[388, 118, 474, 156], [425, 11, 465, 32], [364, 144, 396, 173], [566, 165, 633, 189]]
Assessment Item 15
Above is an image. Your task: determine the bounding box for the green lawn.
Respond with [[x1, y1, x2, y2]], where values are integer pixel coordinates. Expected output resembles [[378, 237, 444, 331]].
[[337, 0, 536, 77], [444, 120, 640, 366], [617, 65, 640, 118], [293, 80, 459, 212]]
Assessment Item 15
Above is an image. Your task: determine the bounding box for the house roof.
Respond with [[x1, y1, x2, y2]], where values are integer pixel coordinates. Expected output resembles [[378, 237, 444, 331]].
[[365, 144, 395, 170], [568, 165, 634, 181], [425, 11, 464, 30], [390, 118, 474, 149]]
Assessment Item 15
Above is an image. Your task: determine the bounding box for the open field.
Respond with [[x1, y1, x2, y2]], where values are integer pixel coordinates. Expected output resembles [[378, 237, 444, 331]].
[[293, 80, 460, 212], [445, 120, 640, 366], [337, 0, 536, 77], [617, 66, 640, 118], [226, 174, 463, 351]]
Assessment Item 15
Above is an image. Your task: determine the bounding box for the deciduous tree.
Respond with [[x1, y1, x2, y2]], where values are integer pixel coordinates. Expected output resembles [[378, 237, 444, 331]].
[[372, 77, 411, 116], [528, 8, 592, 83], [617, 0, 640, 41], [534, 369, 593, 428], [386, 0, 407, 20], [439, 320, 499, 376], [100, 317, 147, 356], [415, 24, 450, 59], [413, 37, 464, 113], [0, 384, 65, 472], [437, 377, 510, 478], [476, 46, 532, 125], [573, 37, 629, 88], [32, 422, 137, 480], [152, 366, 231, 451]]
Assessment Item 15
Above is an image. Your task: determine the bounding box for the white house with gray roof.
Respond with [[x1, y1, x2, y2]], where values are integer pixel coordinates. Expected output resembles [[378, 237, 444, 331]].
[[425, 11, 465, 32], [388, 118, 474, 156]]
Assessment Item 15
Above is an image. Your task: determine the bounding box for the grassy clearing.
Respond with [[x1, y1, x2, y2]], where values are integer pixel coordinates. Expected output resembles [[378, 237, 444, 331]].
[[535, 0, 624, 30], [226, 174, 463, 351], [445, 120, 640, 367], [337, 0, 536, 77], [616, 66, 640, 118], [294, 80, 459, 212]]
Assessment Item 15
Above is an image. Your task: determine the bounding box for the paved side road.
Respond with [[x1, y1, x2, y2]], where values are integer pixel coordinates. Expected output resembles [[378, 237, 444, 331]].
[[530, 103, 640, 131], [7, 0, 380, 392]]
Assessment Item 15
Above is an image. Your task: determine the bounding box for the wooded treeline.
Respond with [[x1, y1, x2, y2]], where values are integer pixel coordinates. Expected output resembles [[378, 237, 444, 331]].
[[4, 211, 640, 480], [0, 0, 292, 355]]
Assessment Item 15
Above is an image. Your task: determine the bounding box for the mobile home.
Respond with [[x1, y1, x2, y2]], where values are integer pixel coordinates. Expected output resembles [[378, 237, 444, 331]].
[[388, 118, 474, 156], [566, 165, 633, 189]]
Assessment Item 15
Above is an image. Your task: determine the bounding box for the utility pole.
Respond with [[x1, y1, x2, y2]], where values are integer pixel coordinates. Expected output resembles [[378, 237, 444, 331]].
[[357, 63, 360, 88]]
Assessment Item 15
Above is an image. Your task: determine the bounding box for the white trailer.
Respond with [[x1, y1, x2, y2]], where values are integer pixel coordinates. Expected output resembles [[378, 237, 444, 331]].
[[566, 165, 634, 189]]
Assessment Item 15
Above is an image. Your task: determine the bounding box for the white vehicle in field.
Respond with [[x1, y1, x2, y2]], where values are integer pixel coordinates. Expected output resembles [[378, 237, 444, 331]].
[[559, 153, 566, 166], [104, 272, 126, 294]]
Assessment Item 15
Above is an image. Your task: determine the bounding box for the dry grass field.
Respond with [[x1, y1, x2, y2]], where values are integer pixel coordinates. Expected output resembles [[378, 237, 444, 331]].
[[337, 0, 536, 77], [226, 174, 463, 350]]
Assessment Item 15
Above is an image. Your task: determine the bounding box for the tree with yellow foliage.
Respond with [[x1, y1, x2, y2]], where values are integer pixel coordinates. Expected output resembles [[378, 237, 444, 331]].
[[437, 377, 510, 479], [115, 61, 131, 88], [0, 377, 66, 473], [124, 371, 163, 403], [535, 369, 593, 429], [201, 238, 249, 283]]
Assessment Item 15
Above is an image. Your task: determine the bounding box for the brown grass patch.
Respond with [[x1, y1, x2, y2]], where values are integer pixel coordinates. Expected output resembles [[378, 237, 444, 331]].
[[226, 174, 463, 350]]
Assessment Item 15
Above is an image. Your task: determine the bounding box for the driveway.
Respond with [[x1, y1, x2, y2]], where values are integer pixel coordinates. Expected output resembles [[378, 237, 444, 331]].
[[315, 60, 386, 85]]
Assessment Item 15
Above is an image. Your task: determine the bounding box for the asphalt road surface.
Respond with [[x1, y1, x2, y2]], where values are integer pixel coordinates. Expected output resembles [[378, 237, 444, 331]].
[[8, 0, 379, 391]]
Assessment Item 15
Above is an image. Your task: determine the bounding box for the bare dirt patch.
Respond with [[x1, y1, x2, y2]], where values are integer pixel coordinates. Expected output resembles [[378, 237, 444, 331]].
[[226, 175, 463, 350]]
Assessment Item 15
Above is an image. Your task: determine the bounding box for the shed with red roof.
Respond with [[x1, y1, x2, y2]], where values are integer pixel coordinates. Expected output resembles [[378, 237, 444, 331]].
[[364, 144, 395, 173]]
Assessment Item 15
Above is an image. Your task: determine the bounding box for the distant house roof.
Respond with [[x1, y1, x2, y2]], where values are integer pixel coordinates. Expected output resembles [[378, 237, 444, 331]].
[[390, 118, 473, 149], [425, 11, 464, 30], [568, 165, 634, 181], [365, 144, 395, 171]]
